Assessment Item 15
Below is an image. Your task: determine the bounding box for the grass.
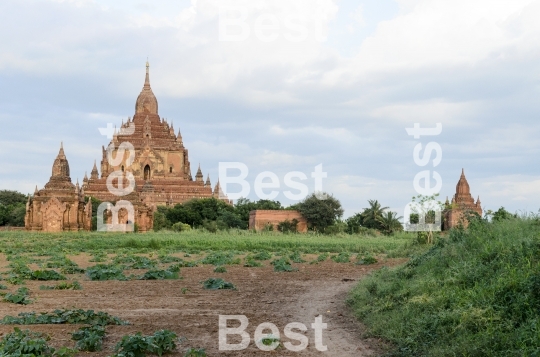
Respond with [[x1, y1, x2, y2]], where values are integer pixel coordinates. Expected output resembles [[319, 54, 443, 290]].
[[0, 230, 412, 256], [348, 217, 540, 357]]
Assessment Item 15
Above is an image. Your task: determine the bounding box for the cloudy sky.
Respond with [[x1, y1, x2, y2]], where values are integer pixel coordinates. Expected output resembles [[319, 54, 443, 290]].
[[1, 0, 540, 217]]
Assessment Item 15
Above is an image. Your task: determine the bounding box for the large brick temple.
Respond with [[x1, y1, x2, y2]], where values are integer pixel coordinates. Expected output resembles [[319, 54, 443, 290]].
[[26, 62, 228, 232], [443, 169, 482, 230]]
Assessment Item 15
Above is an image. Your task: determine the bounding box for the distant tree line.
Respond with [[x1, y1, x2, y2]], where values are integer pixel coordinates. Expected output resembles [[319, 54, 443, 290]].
[[0, 190, 27, 227]]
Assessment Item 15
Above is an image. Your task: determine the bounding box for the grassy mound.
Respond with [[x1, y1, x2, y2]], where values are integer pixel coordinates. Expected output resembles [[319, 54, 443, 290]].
[[348, 217, 540, 356]]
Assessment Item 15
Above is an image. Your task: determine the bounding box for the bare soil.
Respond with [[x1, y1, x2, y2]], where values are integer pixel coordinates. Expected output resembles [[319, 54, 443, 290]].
[[0, 256, 405, 356]]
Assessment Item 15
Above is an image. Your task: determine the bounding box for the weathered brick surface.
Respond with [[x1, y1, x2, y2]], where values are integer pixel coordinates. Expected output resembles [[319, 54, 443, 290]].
[[443, 169, 482, 230], [249, 210, 308, 232]]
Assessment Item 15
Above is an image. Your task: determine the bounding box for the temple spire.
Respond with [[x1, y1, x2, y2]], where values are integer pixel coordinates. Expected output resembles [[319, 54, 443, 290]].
[[205, 174, 211, 187], [145, 60, 150, 88], [196, 164, 204, 182]]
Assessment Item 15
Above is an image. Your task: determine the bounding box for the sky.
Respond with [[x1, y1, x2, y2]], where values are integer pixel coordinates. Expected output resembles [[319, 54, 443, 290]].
[[1, 0, 540, 218]]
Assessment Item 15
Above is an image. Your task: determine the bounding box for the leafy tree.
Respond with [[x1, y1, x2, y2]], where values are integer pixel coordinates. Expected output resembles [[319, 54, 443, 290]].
[[0, 190, 28, 227], [377, 211, 403, 235], [360, 200, 389, 230], [295, 192, 343, 232], [234, 198, 283, 226], [0, 190, 27, 206], [345, 213, 363, 234], [153, 206, 172, 231], [491, 207, 516, 222]]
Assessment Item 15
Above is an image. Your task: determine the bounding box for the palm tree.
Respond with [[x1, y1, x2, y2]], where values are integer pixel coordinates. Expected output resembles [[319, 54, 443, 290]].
[[377, 211, 403, 235], [360, 200, 389, 229]]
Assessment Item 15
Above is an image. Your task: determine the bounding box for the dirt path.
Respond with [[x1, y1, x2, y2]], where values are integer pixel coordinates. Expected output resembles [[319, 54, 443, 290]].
[[0, 257, 403, 356]]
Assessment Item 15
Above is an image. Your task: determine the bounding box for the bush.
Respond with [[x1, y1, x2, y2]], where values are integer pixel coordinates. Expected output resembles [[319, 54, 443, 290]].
[[172, 222, 191, 232], [277, 219, 298, 233]]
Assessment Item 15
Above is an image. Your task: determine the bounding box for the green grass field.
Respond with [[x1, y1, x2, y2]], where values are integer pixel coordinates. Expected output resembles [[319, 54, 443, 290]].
[[0, 230, 413, 256], [348, 217, 540, 356]]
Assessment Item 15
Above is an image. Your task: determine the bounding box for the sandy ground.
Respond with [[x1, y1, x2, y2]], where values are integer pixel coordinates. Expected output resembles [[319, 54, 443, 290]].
[[0, 256, 404, 356]]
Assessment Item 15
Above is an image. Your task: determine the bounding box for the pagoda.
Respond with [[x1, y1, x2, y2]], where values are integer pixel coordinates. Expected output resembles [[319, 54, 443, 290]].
[[443, 169, 482, 230], [83, 62, 228, 220], [25, 144, 92, 232]]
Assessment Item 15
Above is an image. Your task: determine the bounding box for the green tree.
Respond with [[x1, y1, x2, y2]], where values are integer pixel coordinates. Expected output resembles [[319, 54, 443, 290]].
[[234, 198, 283, 227], [377, 211, 403, 235], [0, 190, 27, 206], [360, 200, 389, 230], [0, 190, 28, 227], [491, 207, 516, 222], [295, 192, 343, 232], [345, 213, 363, 234]]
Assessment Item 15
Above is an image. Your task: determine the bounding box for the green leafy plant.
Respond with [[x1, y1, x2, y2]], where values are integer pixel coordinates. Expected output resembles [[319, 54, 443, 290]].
[[201, 252, 240, 266], [271, 257, 298, 272], [243, 256, 263, 267], [31, 270, 67, 281], [0, 327, 52, 356], [183, 348, 206, 357], [213, 266, 227, 273], [113, 330, 178, 357], [2, 287, 33, 305], [86, 264, 128, 281], [331, 252, 351, 263], [0, 309, 128, 325], [71, 325, 105, 351], [289, 251, 305, 263], [356, 254, 378, 265], [252, 251, 272, 260], [201, 278, 236, 290], [139, 269, 179, 280], [39, 281, 82, 290]]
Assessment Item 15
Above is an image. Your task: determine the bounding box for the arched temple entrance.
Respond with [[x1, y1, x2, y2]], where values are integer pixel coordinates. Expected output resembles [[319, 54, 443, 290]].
[[144, 165, 151, 181]]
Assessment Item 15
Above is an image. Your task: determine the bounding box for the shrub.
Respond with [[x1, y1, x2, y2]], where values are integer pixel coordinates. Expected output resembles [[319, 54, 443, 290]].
[[277, 219, 298, 233], [201, 278, 236, 290], [172, 222, 192, 232]]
